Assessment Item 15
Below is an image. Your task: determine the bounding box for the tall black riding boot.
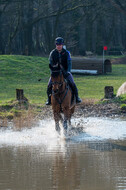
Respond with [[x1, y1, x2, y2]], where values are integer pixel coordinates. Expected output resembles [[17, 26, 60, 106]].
[[46, 86, 52, 105], [72, 84, 82, 104]]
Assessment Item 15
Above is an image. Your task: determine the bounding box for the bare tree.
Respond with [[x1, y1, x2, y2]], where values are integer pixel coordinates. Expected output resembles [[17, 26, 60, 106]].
[[1, 0, 126, 55]]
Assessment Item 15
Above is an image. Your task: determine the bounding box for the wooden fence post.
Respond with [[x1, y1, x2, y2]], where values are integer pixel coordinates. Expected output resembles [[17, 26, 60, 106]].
[[104, 86, 114, 99], [16, 89, 28, 102]]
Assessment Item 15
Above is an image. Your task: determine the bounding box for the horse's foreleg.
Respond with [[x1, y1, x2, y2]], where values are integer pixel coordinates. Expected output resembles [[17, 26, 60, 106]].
[[68, 107, 75, 126], [63, 119, 67, 131], [55, 122, 60, 134], [63, 108, 71, 134], [53, 111, 60, 134], [68, 119, 71, 125]]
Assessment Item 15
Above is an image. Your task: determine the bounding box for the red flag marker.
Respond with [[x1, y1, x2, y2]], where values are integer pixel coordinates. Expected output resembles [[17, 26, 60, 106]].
[[103, 46, 108, 51]]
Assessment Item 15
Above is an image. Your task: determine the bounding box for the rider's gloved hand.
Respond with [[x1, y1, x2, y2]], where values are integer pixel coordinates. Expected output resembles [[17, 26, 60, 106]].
[[59, 64, 69, 78], [49, 64, 60, 71]]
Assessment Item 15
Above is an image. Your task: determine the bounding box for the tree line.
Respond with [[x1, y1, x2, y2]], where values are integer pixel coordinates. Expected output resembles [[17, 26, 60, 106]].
[[0, 0, 126, 56]]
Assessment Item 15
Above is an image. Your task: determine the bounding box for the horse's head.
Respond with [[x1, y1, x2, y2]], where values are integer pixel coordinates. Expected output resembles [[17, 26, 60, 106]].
[[51, 71, 64, 94]]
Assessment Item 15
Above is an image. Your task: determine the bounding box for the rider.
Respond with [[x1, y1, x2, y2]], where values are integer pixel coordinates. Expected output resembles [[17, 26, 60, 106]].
[[46, 37, 82, 105]]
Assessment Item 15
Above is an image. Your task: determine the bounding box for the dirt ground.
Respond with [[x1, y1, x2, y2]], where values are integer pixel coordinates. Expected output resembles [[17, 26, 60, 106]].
[[1, 100, 125, 129], [37, 100, 126, 121]]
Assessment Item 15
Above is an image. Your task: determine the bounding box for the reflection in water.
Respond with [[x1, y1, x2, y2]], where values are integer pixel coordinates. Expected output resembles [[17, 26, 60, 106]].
[[87, 141, 126, 152], [0, 117, 126, 190], [52, 151, 80, 190]]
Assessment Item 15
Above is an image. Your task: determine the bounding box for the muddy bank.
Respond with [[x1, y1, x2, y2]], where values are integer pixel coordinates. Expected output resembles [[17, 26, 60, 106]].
[[0, 99, 126, 129], [38, 100, 126, 120]]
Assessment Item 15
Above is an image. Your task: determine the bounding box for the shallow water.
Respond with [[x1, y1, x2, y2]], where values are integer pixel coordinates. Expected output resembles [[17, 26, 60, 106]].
[[0, 117, 126, 190]]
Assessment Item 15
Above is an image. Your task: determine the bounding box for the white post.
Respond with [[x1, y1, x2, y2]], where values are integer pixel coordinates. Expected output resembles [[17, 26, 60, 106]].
[[103, 49, 104, 73]]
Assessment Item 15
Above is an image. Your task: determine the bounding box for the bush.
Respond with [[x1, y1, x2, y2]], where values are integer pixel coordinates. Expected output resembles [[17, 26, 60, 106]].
[[120, 104, 126, 112]]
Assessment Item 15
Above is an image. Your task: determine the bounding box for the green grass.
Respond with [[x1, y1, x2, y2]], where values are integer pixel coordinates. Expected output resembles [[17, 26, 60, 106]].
[[73, 64, 126, 100], [0, 55, 49, 104], [0, 55, 126, 105]]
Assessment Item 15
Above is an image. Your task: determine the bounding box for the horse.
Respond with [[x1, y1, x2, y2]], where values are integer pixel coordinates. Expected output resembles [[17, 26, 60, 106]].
[[51, 70, 75, 134]]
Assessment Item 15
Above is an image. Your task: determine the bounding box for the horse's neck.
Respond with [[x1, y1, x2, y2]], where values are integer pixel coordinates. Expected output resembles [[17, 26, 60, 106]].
[[62, 81, 66, 90], [60, 74, 63, 81]]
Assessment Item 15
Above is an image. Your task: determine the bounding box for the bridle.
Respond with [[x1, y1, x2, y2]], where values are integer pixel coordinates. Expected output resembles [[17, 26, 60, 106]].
[[52, 71, 64, 94], [51, 81, 63, 93], [51, 72, 69, 105]]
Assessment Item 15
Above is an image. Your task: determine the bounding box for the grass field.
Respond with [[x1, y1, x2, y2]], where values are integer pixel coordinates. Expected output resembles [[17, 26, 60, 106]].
[[0, 55, 126, 105]]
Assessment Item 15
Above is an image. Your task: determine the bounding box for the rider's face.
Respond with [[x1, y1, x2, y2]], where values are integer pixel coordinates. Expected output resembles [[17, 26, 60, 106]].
[[56, 44, 63, 52]]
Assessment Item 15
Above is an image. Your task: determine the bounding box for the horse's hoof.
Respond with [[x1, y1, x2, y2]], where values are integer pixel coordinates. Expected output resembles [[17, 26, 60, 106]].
[[57, 129, 60, 135], [63, 120, 68, 135], [63, 128, 67, 136], [55, 126, 60, 134]]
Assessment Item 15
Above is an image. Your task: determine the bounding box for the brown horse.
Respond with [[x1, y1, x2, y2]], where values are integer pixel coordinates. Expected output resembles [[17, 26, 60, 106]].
[[51, 71, 75, 134]]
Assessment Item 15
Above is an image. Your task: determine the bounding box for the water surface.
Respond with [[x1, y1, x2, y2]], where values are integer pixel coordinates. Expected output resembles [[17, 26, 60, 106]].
[[0, 117, 126, 190]]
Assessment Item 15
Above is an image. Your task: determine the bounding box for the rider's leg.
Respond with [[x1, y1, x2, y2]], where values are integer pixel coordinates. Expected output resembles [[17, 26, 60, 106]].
[[46, 77, 52, 105], [66, 72, 82, 103]]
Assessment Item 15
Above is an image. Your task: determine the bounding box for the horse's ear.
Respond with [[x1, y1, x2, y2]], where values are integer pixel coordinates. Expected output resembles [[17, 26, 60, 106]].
[[51, 71, 60, 77]]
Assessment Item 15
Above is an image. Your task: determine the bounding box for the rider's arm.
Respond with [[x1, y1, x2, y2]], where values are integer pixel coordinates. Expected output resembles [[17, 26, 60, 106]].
[[49, 51, 60, 71], [49, 51, 53, 70], [49, 50, 59, 70]]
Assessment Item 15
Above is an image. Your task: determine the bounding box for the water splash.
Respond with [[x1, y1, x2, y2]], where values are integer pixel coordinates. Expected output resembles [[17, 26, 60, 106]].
[[71, 117, 126, 142], [0, 120, 59, 147], [0, 117, 126, 147]]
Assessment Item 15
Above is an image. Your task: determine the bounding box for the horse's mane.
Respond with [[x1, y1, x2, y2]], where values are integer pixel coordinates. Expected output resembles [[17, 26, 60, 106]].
[[51, 70, 62, 78]]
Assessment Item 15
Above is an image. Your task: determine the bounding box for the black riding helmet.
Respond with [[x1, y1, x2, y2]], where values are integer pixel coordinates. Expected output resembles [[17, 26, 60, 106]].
[[55, 37, 64, 45]]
